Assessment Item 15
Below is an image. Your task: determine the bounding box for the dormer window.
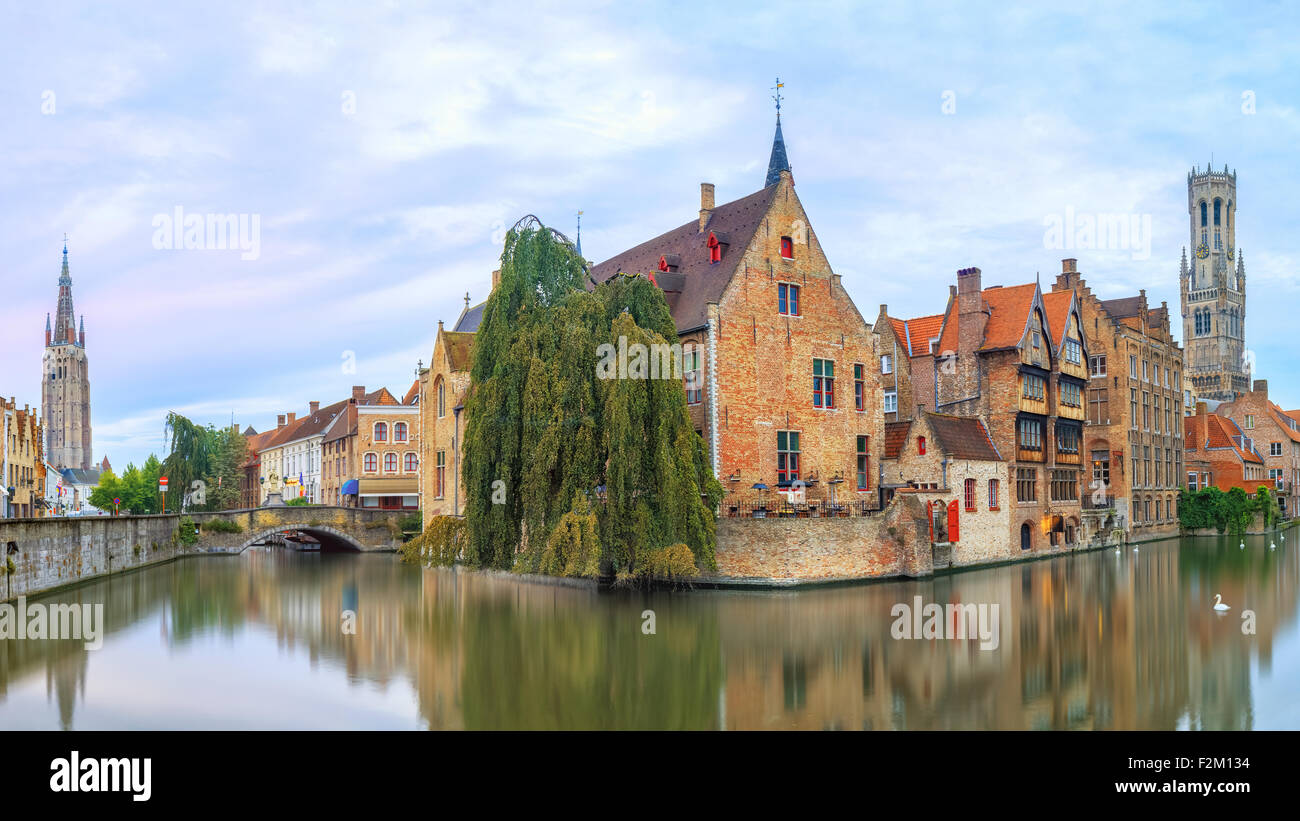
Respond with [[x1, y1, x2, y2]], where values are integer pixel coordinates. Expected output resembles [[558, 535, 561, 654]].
[[780, 236, 794, 259], [707, 231, 729, 264], [658, 253, 680, 273]]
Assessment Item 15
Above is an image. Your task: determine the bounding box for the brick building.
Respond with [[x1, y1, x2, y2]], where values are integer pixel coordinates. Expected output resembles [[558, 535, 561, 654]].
[[880, 411, 1009, 567], [588, 114, 880, 510], [2, 400, 45, 518], [932, 267, 1089, 551], [320, 386, 403, 508], [1216, 379, 1300, 517], [42, 242, 93, 472], [418, 297, 480, 525], [356, 399, 420, 510], [1184, 403, 1268, 495], [874, 308, 944, 425], [1052, 259, 1184, 541]]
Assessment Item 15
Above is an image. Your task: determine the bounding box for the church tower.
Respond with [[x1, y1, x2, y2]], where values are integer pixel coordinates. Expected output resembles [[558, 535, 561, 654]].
[[1179, 164, 1248, 401], [41, 240, 92, 470]]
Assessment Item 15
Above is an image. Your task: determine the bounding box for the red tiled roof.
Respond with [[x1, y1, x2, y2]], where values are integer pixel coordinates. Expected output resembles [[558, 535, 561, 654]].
[[890, 313, 945, 358], [402, 379, 419, 406], [1041, 289, 1073, 348], [589, 184, 780, 333], [884, 421, 911, 459], [926, 413, 1002, 461], [979, 283, 1038, 351]]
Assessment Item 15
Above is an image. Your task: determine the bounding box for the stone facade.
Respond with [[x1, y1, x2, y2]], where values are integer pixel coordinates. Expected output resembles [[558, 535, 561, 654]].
[[1180, 164, 1249, 402], [41, 244, 92, 472], [356, 402, 420, 510], [1217, 380, 1300, 517], [3, 400, 45, 518], [1184, 403, 1269, 494], [419, 323, 476, 523], [1053, 259, 1184, 542]]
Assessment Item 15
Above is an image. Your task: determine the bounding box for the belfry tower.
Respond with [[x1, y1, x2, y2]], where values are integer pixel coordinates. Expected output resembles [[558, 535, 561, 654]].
[[1179, 164, 1249, 401], [42, 240, 92, 470]]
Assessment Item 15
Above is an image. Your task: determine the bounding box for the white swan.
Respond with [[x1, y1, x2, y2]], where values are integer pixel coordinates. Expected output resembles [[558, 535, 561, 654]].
[[1213, 594, 1230, 611], [1270, 541, 1276, 550], [1132, 545, 1139, 552], [1240, 541, 1245, 549]]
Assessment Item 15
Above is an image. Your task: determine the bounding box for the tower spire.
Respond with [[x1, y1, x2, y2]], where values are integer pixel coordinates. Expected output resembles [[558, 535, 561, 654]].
[[765, 77, 790, 187], [576, 210, 583, 258]]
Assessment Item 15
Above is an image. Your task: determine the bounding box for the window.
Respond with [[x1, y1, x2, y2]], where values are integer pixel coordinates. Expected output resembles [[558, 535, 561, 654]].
[[1130, 389, 1138, 429], [404, 452, 418, 472], [1050, 470, 1078, 502], [364, 452, 378, 473], [813, 359, 835, 408], [435, 451, 445, 498], [1129, 355, 1138, 379], [394, 421, 408, 442], [1032, 331, 1041, 349], [1244, 415, 1255, 429], [1271, 442, 1283, 457], [1088, 388, 1108, 425], [1187, 472, 1198, 492], [780, 236, 794, 259], [1022, 373, 1046, 401], [1018, 418, 1043, 450], [854, 364, 865, 411], [437, 382, 445, 418], [1061, 381, 1082, 408], [778, 283, 799, 316], [918, 436, 927, 456], [1132, 494, 1142, 523], [777, 431, 800, 485], [856, 436, 869, 490], [1064, 339, 1082, 365], [1142, 392, 1150, 429], [1017, 468, 1037, 502], [1089, 354, 1106, 378], [374, 422, 388, 442], [964, 478, 976, 512], [880, 354, 893, 375], [883, 391, 897, 414], [1056, 424, 1080, 455], [685, 347, 702, 404], [384, 453, 398, 472], [1142, 360, 1149, 382], [988, 479, 1000, 510]]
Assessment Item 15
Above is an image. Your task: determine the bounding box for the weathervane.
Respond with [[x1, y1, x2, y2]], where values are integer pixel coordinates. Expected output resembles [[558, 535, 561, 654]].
[[772, 77, 784, 119]]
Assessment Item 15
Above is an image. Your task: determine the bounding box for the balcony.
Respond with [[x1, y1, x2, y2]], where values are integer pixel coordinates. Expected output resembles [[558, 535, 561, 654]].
[[1082, 494, 1115, 511]]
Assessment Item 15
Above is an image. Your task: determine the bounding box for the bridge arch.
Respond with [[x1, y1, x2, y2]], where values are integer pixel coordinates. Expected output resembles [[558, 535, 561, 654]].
[[235, 524, 367, 553]]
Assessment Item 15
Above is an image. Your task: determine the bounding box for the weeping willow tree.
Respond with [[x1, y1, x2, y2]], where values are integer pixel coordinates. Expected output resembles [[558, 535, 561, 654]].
[[161, 413, 247, 511], [461, 218, 722, 580]]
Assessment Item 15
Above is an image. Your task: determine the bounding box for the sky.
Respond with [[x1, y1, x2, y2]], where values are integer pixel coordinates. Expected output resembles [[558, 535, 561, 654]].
[[2, 0, 1299, 471]]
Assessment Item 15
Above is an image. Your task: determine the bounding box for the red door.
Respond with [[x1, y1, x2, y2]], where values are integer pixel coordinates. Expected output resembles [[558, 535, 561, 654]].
[[946, 499, 960, 543]]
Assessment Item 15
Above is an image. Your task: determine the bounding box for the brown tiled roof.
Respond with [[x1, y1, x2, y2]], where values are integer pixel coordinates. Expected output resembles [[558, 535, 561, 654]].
[[926, 413, 1002, 461], [1041, 289, 1073, 348], [1268, 403, 1300, 443], [888, 313, 945, 358], [443, 331, 475, 372], [1288, 409, 1300, 426], [1192, 413, 1264, 463], [1100, 296, 1143, 319], [588, 184, 780, 332], [884, 421, 911, 459], [322, 404, 355, 444], [402, 379, 419, 405], [979, 283, 1038, 350]]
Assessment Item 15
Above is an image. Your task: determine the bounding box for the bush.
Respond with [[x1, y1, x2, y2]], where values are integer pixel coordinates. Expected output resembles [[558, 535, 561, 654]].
[[177, 516, 200, 546], [201, 519, 243, 534], [400, 516, 467, 566], [398, 510, 423, 534], [538, 495, 601, 578], [285, 497, 312, 506]]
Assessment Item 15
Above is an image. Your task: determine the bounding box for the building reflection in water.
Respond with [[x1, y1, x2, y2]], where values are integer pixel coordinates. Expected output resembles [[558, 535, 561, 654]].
[[0, 534, 1296, 730]]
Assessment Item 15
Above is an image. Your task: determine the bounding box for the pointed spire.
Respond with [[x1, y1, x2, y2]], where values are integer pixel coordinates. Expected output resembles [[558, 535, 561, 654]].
[[46, 313, 51, 332], [576, 210, 583, 258], [60, 236, 72, 285], [765, 78, 790, 187]]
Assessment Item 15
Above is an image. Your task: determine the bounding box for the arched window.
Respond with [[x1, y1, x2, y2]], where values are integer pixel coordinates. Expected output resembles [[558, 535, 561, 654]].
[[1214, 198, 1221, 225], [1200, 201, 1207, 226], [364, 452, 378, 472], [1132, 494, 1142, 524], [384, 453, 398, 472], [394, 422, 408, 442], [437, 381, 446, 418], [404, 452, 418, 472], [374, 422, 388, 442]]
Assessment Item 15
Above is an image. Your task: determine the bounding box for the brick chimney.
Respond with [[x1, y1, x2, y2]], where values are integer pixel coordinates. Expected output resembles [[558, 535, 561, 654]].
[[1056, 258, 1080, 289], [491, 269, 501, 291], [1253, 379, 1268, 397], [309, 401, 320, 414], [699, 183, 715, 232], [352, 385, 366, 402], [286, 412, 296, 425], [277, 414, 286, 429], [956, 267, 986, 355]]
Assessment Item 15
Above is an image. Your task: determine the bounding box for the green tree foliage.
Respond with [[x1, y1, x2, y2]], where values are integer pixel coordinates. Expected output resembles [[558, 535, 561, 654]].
[[461, 220, 722, 581], [89, 456, 166, 514], [1179, 484, 1278, 535], [400, 516, 467, 566], [161, 413, 247, 511], [88, 467, 121, 512]]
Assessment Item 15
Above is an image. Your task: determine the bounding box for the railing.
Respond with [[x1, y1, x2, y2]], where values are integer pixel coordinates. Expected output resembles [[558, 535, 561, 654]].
[[723, 498, 877, 519], [1082, 494, 1115, 510]]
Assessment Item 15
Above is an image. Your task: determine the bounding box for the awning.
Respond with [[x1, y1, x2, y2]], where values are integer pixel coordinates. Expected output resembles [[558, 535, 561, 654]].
[[358, 477, 418, 495], [341, 479, 359, 496]]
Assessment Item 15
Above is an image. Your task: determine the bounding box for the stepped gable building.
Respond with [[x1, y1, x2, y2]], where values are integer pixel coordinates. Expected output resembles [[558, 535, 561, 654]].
[[587, 111, 880, 507], [1180, 164, 1249, 402], [1217, 379, 1300, 518], [42, 241, 93, 471], [873, 308, 945, 425], [933, 266, 1089, 551], [1052, 258, 1184, 542]]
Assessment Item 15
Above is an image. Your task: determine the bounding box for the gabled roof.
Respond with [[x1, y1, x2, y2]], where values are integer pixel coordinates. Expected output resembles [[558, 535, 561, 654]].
[[453, 301, 486, 333], [588, 184, 780, 333], [402, 380, 419, 406], [937, 282, 1039, 354], [888, 313, 944, 358], [1041, 289, 1075, 349], [884, 421, 911, 459], [441, 330, 476, 372], [1100, 296, 1143, 319], [322, 404, 356, 445], [1190, 413, 1264, 464], [926, 413, 1002, 461]]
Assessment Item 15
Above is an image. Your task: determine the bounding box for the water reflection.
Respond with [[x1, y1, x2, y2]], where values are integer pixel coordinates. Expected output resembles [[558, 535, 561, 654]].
[[1, 534, 1296, 730]]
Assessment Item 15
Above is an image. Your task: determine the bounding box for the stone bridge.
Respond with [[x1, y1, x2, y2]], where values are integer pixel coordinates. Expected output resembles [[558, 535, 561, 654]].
[[0, 506, 408, 601]]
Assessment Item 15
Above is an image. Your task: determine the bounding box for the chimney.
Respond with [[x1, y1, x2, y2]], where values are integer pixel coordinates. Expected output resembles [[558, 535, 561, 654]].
[[309, 401, 320, 414], [491, 269, 501, 291], [277, 414, 286, 429], [352, 385, 366, 402], [699, 183, 715, 232], [1196, 400, 1207, 416], [286, 412, 296, 425], [1061, 258, 1077, 274], [1253, 379, 1268, 397], [879, 303, 888, 317]]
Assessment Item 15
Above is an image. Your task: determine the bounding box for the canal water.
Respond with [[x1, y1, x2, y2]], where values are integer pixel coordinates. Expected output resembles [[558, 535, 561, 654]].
[[1, 533, 1297, 730]]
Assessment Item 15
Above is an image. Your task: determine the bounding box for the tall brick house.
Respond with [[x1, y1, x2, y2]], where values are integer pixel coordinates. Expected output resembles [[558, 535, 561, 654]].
[[1052, 259, 1185, 541], [588, 116, 880, 509], [418, 314, 478, 523], [932, 267, 1089, 551], [874, 308, 944, 426], [1217, 379, 1300, 518]]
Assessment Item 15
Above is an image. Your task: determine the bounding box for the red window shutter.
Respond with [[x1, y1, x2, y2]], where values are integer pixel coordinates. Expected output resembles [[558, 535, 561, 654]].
[[947, 499, 960, 543], [927, 501, 934, 542], [918, 436, 926, 455]]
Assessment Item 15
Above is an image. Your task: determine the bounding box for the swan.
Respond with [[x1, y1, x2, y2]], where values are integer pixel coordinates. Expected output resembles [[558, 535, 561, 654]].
[[1270, 541, 1276, 550], [1240, 541, 1245, 549], [1132, 545, 1139, 552], [1213, 594, 1230, 611]]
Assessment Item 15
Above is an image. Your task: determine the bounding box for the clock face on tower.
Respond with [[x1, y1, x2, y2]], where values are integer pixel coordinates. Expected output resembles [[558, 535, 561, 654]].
[[1227, 246, 1235, 261], [1196, 242, 1210, 259]]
